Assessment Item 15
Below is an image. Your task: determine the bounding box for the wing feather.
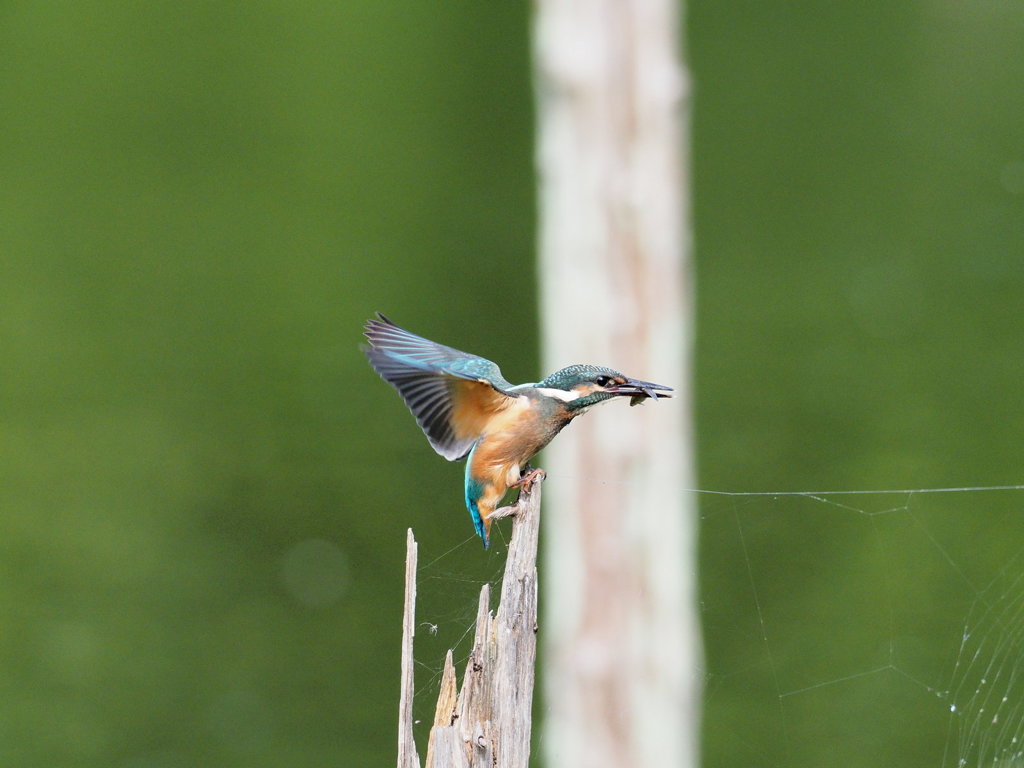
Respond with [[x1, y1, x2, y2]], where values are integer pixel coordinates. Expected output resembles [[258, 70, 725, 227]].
[[364, 314, 517, 460]]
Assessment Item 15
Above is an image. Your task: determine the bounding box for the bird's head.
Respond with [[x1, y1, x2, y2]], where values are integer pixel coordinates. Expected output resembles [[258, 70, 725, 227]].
[[534, 364, 673, 411]]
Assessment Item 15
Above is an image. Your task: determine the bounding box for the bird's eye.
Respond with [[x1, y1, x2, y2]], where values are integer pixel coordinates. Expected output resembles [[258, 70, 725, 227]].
[[596, 375, 612, 387]]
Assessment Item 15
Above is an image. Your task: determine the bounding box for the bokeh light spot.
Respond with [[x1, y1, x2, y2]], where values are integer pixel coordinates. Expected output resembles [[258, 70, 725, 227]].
[[280, 538, 350, 608]]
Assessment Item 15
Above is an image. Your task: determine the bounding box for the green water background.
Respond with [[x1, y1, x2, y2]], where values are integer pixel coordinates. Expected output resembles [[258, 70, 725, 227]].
[[2, 2, 1022, 766]]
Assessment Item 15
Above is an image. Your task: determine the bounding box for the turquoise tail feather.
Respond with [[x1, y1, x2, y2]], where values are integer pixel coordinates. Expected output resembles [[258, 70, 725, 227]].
[[464, 442, 489, 548]]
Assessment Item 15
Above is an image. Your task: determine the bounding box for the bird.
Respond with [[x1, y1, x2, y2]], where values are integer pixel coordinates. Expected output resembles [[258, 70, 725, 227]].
[[363, 313, 672, 547]]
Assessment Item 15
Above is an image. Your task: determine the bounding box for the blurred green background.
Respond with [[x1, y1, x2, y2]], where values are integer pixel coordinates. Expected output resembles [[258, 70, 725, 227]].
[[2, 2, 1023, 767]]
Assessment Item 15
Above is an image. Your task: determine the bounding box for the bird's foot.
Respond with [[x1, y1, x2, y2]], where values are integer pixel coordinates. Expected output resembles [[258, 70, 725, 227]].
[[488, 469, 546, 524], [487, 468, 546, 526], [509, 467, 546, 490]]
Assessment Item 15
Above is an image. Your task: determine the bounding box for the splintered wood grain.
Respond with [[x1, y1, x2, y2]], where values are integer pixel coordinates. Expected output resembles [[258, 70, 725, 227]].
[[400, 482, 543, 768], [398, 529, 420, 768]]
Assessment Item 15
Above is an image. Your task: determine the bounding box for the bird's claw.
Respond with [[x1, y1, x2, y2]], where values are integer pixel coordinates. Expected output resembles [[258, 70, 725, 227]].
[[509, 467, 546, 490], [487, 469, 546, 525]]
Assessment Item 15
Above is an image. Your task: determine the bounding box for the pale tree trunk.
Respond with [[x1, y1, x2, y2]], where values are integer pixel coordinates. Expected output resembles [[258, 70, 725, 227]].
[[533, 1, 700, 767]]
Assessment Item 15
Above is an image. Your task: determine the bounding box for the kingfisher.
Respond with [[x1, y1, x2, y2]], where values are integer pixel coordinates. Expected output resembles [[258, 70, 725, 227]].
[[363, 313, 672, 547]]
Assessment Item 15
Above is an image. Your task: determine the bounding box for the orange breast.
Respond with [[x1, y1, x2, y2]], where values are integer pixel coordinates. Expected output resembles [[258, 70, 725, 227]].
[[471, 398, 565, 493]]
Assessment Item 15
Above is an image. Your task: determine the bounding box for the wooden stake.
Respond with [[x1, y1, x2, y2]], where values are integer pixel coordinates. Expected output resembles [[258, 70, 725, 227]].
[[398, 480, 543, 768], [398, 529, 420, 768]]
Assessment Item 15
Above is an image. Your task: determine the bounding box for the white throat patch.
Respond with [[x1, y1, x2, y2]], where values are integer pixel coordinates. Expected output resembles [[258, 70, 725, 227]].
[[533, 386, 581, 403]]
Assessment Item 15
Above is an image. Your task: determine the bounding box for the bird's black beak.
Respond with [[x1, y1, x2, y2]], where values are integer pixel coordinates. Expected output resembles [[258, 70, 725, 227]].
[[606, 377, 674, 405]]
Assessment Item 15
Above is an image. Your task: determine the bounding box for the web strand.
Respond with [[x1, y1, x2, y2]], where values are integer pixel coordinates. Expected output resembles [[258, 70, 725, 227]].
[[409, 478, 1024, 766], [693, 483, 1024, 767], [686, 483, 1024, 497]]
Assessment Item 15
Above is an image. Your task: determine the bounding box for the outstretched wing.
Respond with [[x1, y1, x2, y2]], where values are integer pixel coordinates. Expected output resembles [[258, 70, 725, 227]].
[[363, 314, 518, 460]]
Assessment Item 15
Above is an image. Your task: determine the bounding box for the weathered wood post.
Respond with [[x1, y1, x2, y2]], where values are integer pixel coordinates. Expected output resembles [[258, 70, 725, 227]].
[[396, 480, 543, 768], [397, 528, 420, 768]]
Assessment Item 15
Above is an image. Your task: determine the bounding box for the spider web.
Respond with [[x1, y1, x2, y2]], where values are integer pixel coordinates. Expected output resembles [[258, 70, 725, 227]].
[[406, 527, 511, 736], [404, 482, 1024, 767], [699, 484, 1024, 768], [943, 550, 1024, 767]]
